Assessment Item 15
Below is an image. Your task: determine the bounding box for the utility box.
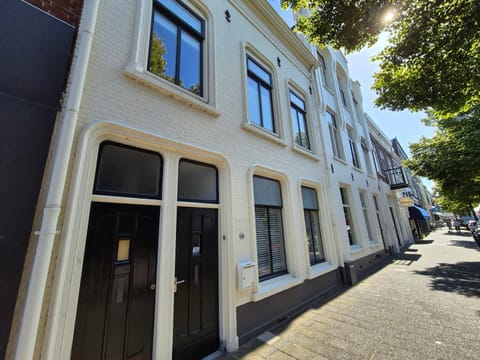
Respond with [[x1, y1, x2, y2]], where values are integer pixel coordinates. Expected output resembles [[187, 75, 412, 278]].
[[344, 260, 358, 285], [237, 261, 256, 291]]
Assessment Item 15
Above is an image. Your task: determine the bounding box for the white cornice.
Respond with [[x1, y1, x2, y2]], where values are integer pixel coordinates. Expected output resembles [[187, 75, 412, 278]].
[[229, 0, 319, 70]]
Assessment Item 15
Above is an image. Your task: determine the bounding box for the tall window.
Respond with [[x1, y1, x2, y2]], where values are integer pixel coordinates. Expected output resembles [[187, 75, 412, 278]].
[[371, 142, 382, 175], [347, 127, 360, 168], [327, 111, 343, 159], [247, 56, 275, 132], [149, 0, 204, 96], [317, 52, 329, 88], [290, 91, 310, 149], [253, 176, 286, 280], [340, 187, 357, 246], [373, 195, 386, 247], [337, 76, 347, 107], [359, 192, 374, 241], [302, 187, 325, 265], [361, 139, 373, 175]]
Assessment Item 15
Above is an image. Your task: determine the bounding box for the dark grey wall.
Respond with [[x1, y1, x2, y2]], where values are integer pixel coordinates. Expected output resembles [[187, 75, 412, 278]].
[[236, 270, 341, 344], [0, 1, 75, 357]]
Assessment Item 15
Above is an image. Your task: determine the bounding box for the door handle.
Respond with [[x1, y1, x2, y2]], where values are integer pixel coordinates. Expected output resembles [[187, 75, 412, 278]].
[[174, 277, 185, 293]]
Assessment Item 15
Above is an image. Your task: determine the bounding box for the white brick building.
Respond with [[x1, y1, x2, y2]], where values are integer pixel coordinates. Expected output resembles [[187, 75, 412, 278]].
[[12, 1, 414, 359]]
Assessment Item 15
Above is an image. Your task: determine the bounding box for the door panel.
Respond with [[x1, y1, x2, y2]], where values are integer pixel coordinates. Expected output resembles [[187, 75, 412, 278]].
[[173, 207, 219, 360], [72, 203, 159, 360]]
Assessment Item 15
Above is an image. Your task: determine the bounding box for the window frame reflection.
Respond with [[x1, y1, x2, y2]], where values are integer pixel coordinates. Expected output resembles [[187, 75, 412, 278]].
[[148, 0, 204, 96]]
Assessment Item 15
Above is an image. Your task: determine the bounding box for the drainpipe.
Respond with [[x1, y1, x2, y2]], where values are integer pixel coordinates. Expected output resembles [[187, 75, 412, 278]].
[[14, 1, 101, 359]]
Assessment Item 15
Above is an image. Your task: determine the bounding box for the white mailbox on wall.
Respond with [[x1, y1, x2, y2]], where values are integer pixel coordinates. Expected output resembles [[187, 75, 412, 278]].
[[237, 261, 256, 291]]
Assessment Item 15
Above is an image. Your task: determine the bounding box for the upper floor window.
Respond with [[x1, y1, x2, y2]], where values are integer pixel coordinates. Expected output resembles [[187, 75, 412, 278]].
[[302, 186, 325, 265], [347, 127, 360, 168], [327, 111, 344, 160], [246, 56, 275, 133], [317, 52, 330, 88], [253, 176, 287, 280], [337, 76, 347, 107], [289, 90, 310, 150], [149, 0, 204, 96], [361, 138, 373, 175]]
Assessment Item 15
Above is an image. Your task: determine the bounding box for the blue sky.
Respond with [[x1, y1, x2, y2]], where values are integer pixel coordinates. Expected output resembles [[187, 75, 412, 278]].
[[270, 1, 435, 190]]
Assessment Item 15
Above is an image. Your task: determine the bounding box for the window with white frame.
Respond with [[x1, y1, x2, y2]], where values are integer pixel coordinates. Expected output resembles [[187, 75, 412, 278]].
[[347, 127, 360, 168], [327, 111, 344, 159], [253, 176, 287, 280], [290, 90, 310, 150], [302, 186, 325, 265], [373, 195, 386, 246], [148, 0, 204, 96], [246, 56, 275, 133], [340, 187, 357, 246], [359, 191, 374, 241]]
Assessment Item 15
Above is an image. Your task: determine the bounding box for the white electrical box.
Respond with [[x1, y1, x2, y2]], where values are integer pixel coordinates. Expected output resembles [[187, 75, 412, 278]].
[[237, 261, 256, 291]]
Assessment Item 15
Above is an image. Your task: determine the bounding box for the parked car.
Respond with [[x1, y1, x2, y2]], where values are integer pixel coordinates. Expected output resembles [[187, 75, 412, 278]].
[[472, 223, 480, 246], [467, 220, 477, 232]]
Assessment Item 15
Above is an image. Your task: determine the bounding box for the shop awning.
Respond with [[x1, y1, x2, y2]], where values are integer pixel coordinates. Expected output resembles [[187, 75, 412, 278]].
[[408, 205, 430, 220]]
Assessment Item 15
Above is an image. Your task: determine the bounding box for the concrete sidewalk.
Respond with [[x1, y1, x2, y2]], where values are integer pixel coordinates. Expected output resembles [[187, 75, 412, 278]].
[[220, 228, 480, 359]]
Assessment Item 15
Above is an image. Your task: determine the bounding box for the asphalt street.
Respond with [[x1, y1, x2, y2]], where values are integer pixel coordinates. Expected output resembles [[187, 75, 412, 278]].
[[220, 227, 480, 360]]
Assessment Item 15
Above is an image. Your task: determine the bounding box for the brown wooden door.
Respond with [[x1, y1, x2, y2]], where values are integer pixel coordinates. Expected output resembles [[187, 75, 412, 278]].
[[72, 203, 158, 359], [173, 207, 219, 360]]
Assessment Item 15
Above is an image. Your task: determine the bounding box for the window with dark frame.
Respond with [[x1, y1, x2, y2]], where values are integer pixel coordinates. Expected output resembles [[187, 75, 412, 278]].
[[317, 52, 329, 88], [177, 159, 218, 203], [148, 0, 204, 96], [347, 127, 360, 168], [337, 76, 347, 107], [246, 56, 275, 133], [94, 142, 163, 199], [340, 187, 357, 246], [359, 191, 374, 241], [373, 195, 386, 245], [302, 186, 325, 265], [290, 90, 310, 149], [253, 176, 287, 280]]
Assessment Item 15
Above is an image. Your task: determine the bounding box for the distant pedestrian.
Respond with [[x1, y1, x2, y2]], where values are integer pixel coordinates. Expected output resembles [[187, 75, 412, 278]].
[[446, 219, 452, 232], [453, 218, 461, 232]]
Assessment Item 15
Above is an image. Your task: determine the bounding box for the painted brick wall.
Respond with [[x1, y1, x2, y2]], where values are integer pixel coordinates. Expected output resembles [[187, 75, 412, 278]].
[[26, 0, 84, 27]]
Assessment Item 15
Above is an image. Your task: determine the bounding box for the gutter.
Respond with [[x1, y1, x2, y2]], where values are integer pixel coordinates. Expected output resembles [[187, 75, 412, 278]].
[[14, 1, 101, 358]]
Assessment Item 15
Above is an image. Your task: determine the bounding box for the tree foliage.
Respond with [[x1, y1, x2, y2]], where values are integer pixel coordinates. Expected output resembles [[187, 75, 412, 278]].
[[404, 106, 480, 211], [281, 0, 480, 116]]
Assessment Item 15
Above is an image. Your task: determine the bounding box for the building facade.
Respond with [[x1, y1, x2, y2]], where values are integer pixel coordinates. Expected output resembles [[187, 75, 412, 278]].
[[8, 1, 421, 359]]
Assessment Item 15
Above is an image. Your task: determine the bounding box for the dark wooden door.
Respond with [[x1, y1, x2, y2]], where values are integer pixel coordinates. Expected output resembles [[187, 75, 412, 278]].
[[72, 203, 159, 359], [173, 207, 219, 360]]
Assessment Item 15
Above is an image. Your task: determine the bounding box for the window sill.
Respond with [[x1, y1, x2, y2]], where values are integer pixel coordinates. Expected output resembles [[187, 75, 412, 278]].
[[306, 262, 337, 280], [124, 65, 221, 117], [353, 166, 363, 174], [242, 122, 288, 147], [350, 244, 364, 254], [323, 85, 334, 96], [292, 145, 320, 161], [333, 156, 348, 166], [369, 241, 381, 248], [252, 273, 301, 302]]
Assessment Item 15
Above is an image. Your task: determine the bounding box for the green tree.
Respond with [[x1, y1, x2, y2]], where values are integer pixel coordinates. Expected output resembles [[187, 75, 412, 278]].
[[405, 106, 480, 214], [281, 0, 480, 116]]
